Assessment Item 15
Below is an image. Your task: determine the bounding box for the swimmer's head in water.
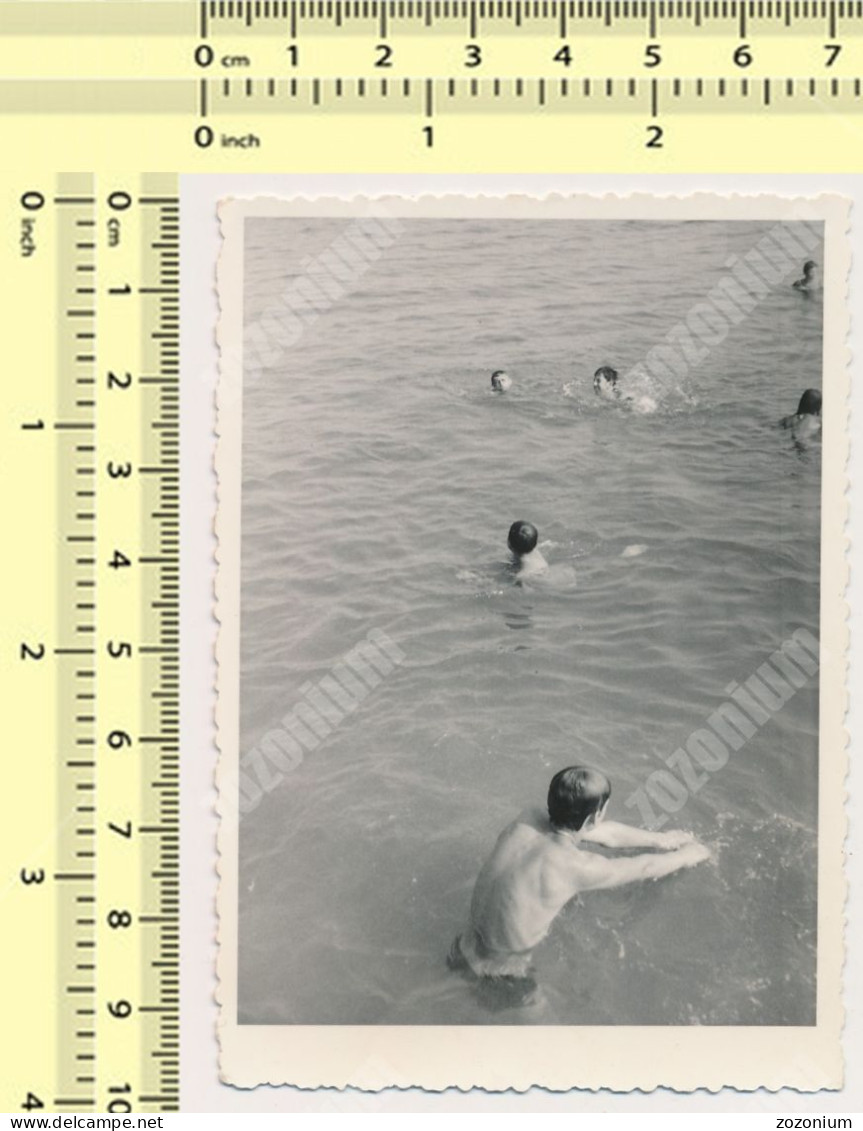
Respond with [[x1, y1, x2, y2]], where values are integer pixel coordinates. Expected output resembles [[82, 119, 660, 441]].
[[803, 260, 817, 276], [547, 766, 612, 832], [593, 366, 619, 394], [508, 520, 538, 557], [491, 370, 511, 391], [797, 388, 822, 416]]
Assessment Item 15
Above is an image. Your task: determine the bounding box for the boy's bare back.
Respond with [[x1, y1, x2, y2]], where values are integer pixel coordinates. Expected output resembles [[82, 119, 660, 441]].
[[468, 808, 591, 955]]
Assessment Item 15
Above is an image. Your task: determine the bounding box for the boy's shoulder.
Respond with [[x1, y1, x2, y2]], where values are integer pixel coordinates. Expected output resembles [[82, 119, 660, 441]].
[[518, 551, 548, 575], [513, 806, 549, 832], [493, 808, 548, 850]]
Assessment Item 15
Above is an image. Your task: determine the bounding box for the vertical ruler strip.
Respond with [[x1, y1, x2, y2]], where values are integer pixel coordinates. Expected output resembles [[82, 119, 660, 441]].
[[0, 172, 180, 1115]]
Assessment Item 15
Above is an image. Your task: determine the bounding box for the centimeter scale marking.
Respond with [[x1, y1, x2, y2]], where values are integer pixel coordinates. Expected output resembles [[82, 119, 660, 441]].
[[200, 0, 863, 34], [0, 173, 180, 1114], [2, 0, 863, 35]]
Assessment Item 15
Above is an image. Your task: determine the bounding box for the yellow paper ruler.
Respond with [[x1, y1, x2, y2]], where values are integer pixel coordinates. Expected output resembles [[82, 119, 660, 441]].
[[0, 0, 862, 169], [0, 172, 180, 1114], [0, 0, 859, 1117]]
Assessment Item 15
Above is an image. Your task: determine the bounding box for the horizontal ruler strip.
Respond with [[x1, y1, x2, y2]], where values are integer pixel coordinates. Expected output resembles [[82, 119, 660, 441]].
[[3, 0, 863, 36], [0, 75, 861, 112]]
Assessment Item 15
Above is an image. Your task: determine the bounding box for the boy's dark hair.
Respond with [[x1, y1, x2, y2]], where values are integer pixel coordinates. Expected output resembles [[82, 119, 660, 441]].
[[797, 388, 822, 416], [508, 520, 538, 556], [547, 766, 612, 831]]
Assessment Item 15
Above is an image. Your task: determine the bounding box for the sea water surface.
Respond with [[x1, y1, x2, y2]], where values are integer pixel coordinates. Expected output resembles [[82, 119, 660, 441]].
[[237, 217, 822, 1026]]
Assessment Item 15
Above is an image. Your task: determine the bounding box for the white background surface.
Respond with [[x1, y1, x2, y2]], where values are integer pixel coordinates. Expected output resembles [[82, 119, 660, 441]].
[[181, 173, 860, 1113]]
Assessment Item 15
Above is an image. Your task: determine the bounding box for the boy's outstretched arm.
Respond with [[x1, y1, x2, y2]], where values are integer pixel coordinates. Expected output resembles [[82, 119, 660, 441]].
[[575, 841, 710, 892], [582, 820, 696, 852]]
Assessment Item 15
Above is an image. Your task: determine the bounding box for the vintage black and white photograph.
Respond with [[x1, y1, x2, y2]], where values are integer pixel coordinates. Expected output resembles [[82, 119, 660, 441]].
[[215, 193, 847, 1091]]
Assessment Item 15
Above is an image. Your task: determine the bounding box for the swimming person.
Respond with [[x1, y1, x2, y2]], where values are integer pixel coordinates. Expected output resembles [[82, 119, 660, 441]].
[[491, 370, 512, 392], [792, 260, 818, 292], [781, 388, 822, 440], [448, 766, 710, 1004], [593, 365, 620, 399], [592, 365, 658, 414], [508, 520, 547, 577]]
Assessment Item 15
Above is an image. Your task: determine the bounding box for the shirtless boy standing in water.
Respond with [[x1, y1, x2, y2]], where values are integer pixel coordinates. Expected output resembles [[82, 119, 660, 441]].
[[448, 766, 709, 1002]]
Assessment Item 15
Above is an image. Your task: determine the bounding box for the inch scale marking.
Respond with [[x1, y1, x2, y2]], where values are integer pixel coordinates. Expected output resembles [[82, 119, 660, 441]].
[[0, 173, 180, 1115], [1, 0, 863, 167], [0, 74, 860, 110], [55, 183, 100, 1111]]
